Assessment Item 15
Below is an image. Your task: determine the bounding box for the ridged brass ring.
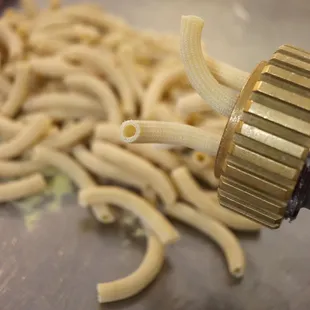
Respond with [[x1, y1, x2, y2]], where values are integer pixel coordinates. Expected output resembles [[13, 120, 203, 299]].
[[215, 45, 310, 229]]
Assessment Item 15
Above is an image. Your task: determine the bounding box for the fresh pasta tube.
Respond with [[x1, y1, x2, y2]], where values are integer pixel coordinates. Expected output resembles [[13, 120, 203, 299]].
[[29, 37, 69, 55], [79, 186, 180, 245], [190, 151, 213, 169], [97, 232, 164, 303], [0, 159, 45, 178], [32, 145, 115, 223], [62, 45, 135, 117], [0, 116, 23, 139], [23, 92, 106, 117], [0, 75, 11, 96], [141, 65, 185, 119], [1, 63, 32, 117], [28, 57, 84, 78], [171, 166, 261, 231], [180, 15, 237, 116], [72, 145, 145, 190], [0, 173, 47, 202], [91, 141, 177, 207], [149, 103, 182, 123], [176, 92, 211, 119], [0, 20, 23, 60], [21, 0, 39, 18], [42, 118, 95, 150], [165, 202, 245, 278], [120, 120, 221, 157], [64, 74, 122, 124], [94, 122, 123, 144], [0, 115, 51, 159]]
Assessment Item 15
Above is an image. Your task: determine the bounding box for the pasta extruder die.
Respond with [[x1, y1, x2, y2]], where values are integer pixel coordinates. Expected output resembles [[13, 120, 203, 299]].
[[215, 44, 310, 229]]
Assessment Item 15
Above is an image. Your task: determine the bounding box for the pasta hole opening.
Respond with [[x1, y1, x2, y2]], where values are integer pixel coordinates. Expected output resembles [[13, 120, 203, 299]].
[[232, 267, 244, 279], [124, 124, 137, 139]]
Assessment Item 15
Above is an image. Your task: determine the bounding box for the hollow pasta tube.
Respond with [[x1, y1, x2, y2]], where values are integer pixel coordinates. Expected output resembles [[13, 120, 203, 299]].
[[0, 116, 23, 140], [64, 74, 122, 124], [120, 120, 221, 157], [97, 232, 164, 303], [171, 166, 261, 231], [0, 159, 45, 178], [91, 141, 177, 207], [79, 186, 180, 245], [180, 15, 237, 116], [165, 202, 245, 278], [0, 115, 51, 159], [0, 173, 47, 202], [32, 145, 115, 223]]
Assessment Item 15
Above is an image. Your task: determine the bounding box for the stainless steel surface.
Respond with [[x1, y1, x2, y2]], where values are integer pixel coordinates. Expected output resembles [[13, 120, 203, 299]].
[[2, 1, 310, 309]]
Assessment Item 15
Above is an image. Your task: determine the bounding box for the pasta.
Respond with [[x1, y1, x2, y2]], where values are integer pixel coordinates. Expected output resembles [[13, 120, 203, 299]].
[[0, 116, 23, 139], [32, 145, 115, 223], [120, 120, 221, 156], [0, 159, 45, 178], [180, 15, 237, 116], [79, 186, 180, 245], [0, 173, 47, 202], [92, 141, 177, 207], [171, 167, 261, 231], [64, 74, 122, 124], [0, 115, 51, 159], [97, 232, 164, 303], [165, 203, 245, 278]]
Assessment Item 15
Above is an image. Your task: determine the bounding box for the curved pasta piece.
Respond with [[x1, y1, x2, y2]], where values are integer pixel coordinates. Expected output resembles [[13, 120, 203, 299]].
[[165, 202, 245, 278], [0, 116, 23, 140], [62, 45, 135, 117], [64, 74, 122, 124], [0, 75, 11, 96], [0, 115, 51, 159], [32, 145, 115, 223], [0, 159, 45, 178], [141, 65, 185, 119], [42, 118, 95, 150], [97, 232, 164, 303], [149, 103, 182, 123], [180, 15, 237, 116], [171, 166, 261, 231], [1, 63, 32, 117], [121, 120, 221, 157], [79, 186, 180, 245], [72, 145, 145, 190], [91, 141, 177, 207], [21, 0, 39, 18], [94, 122, 123, 144], [29, 57, 84, 78], [0, 173, 46, 202], [176, 92, 211, 119], [29, 37, 70, 55], [0, 20, 23, 60], [23, 92, 105, 118]]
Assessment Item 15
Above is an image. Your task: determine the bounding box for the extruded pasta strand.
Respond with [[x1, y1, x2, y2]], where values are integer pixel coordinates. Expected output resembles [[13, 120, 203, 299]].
[[171, 166, 261, 231], [121, 120, 221, 157], [165, 202, 245, 278], [0, 159, 45, 178], [0, 173, 47, 202], [79, 186, 180, 245], [97, 232, 164, 303], [32, 145, 115, 223], [91, 141, 177, 207], [180, 15, 237, 116]]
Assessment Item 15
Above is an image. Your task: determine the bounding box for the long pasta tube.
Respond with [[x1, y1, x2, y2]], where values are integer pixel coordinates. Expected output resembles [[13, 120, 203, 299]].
[[141, 65, 185, 119], [79, 186, 180, 245], [0, 75, 11, 96], [120, 120, 221, 157], [42, 118, 95, 150], [94, 122, 123, 144], [176, 92, 211, 119], [64, 74, 122, 124], [91, 141, 177, 207], [0, 20, 23, 60], [171, 167, 261, 231], [180, 15, 237, 117], [29, 37, 69, 55], [23, 92, 106, 118], [149, 103, 182, 123], [165, 203, 245, 278], [0, 173, 46, 202], [0, 115, 51, 159], [61, 45, 135, 117], [1, 63, 32, 117], [97, 232, 164, 303], [31, 145, 115, 223], [72, 145, 145, 190], [0, 116, 23, 140], [0, 159, 45, 178]]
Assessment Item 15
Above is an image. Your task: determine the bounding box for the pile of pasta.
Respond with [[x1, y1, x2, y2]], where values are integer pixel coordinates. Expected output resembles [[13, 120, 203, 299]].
[[0, 0, 261, 304]]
